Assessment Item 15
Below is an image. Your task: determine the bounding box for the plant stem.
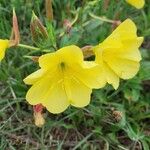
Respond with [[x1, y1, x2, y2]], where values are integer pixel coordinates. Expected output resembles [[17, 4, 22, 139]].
[[89, 12, 116, 24], [18, 44, 40, 50]]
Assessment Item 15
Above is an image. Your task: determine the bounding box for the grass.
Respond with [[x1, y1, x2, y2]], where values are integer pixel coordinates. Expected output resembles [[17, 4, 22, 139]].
[[0, 0, 150, 149]]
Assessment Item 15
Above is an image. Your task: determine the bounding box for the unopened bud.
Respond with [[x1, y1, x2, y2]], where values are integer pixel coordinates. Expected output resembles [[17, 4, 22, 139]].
[[112, 10, 121, 30], [112, 110, 123, 122], [9, 8, 20, 47], [32, 56, 39, 62], [64, 19, 72, 34], [34, 112, 45, 127], [24, 56, 39, 62], [45, 0, 53, 21], [112, 20, 121, 30], [81, 46, 94, 59], [33, 104, 45, 127], [30, 12, 48, 48], [103, 0, 110, 11]]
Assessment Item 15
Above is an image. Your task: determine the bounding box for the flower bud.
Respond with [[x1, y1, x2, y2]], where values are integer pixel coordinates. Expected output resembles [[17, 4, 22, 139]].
[[112, 109, 123, 122], [81, 46, 94, 59], [34, 112, 45, 127], [9, 8, 20, 47], [45, 0, 53, 21], [64, 19, 72, 34], [23, 56, 39, 62], [30, 12, 48, 48], [33, 104, 45, 127]]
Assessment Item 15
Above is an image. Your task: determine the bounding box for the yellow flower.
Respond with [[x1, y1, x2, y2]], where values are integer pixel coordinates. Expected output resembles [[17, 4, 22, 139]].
[[126, 0, 145, 9], [0, 39, 9, 61], [94, 19, 143, 89], [24, 45, 104, 114]]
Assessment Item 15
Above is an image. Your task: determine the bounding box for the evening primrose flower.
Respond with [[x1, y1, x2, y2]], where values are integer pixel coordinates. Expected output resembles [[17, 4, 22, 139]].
[[0, 39, 9, 61], [24, 45, 104, 114], [126, 0, 145, 9], [94, 19, 143, 89]]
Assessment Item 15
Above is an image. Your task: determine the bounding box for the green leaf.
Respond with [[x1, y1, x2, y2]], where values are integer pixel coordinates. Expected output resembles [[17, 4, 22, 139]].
[[46, 20, 56, 49], [84, 18, 103, 31], [139, 61, 150, 80], [123, 88, 140, 101], [60, 27, 82, 47], [141, 140, 150, 150], [124, 124, 145, 141]]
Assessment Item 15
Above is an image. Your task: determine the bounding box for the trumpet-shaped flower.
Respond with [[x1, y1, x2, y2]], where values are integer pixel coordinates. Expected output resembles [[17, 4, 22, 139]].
[[94, 19, 143, 89], [126, 0, 145, 9], [0, 39, 9, 61], [24, 45, 104, 114]]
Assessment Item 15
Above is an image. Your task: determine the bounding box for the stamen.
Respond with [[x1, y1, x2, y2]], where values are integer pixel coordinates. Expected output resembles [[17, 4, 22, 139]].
[[60, 62, 65, 70]]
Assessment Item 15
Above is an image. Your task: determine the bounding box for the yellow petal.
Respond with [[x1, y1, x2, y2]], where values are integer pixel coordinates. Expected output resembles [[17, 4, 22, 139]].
[[39, 52, 59, 69], [64, 76, 92, 107], [88, 62, 119, 90], [103, 37, 143, 62], [103, 62, 119, 89], [39, 45, 83, 69], [98, 19, 140, 50], [26, 69, 70, 114], [25, 70, 61, 105], [112, 19, 137, 39], [106, 57, 140, 79], [57, 45, 83, 65], [116, 38, 143, 61], [94, 46, 119, 89], [24, 69, 47, 85], [73, 61, 106, 88], [26, 76, 53, 105], [0, 39, 9, 61], [126, 0, 145, 9], [100, 34, 123, 49], [43, 81, 69, 114]]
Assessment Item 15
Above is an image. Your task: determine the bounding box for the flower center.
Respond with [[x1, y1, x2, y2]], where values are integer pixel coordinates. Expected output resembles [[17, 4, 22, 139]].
[[60, 62, 66, 70]]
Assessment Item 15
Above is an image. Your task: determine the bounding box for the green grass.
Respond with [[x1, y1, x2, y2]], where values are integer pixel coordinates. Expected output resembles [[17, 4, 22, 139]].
[[0, 0, 150, 149]]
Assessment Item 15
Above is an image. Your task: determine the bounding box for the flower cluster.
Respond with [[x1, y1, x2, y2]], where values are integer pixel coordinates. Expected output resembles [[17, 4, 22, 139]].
[[0, 2, 144, 127], [24, 19, 143, 114]]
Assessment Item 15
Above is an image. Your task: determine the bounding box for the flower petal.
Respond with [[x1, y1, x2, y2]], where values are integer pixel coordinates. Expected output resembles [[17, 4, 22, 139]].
[[65, 77, 92, 107], [39, 45, 84, 70], [25, 76, 53, 105], [72, 61, 106, 89], [126, 0, 145, 9], [112, 19, 137, 39], [57, 45, 83, 65], [43, 81, 69, 114], [103, 62, 119, 89], [25, 69, 61, 104], [102, 37, 143, 63], [26, 70, 70, 114], [106, 57, 140, 79], [104, 38, 143, 61], [39, 52, 59, 69], [24, 69, 46, 85], [0, 39, 9, 61]]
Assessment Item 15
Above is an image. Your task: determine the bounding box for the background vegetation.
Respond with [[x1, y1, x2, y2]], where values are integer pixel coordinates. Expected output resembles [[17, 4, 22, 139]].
[[0, 0, 150, 149]]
